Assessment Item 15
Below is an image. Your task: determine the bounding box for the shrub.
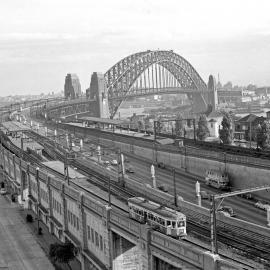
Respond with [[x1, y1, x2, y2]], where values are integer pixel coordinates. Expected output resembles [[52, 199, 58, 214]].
[[26, 214, 33, 223]]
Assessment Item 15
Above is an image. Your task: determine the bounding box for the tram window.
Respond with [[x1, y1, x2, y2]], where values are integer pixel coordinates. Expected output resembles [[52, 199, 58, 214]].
[[172, 221, 176, 228]]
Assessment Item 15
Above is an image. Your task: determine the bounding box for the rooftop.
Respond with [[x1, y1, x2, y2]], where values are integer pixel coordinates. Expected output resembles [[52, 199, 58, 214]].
[[78, 116, 125, 126], [42, 160, 85, 179], [236, 114, 263, 123], [1, 121, 31, 132]]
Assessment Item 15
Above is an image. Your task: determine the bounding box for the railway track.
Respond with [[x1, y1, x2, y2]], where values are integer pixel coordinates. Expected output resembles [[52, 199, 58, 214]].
[[10, 129, 270, 268]]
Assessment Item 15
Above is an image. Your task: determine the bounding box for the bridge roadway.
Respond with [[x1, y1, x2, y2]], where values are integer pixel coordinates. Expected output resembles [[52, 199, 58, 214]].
[[0, 132, 252, 270], [108, 87, 213, 101]]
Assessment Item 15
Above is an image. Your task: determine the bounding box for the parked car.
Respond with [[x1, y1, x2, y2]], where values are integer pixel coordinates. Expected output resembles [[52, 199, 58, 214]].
[[83, 138, 91, 144], [126, 166, 134, 173], [217, 206, 236, 217], [255, 201, 270, 211], [238, 193, 253, 200], [0, 188, 7, 195], [200, 190, 211, 200], [157, 184, 169, 193], [103, 161, 110, 166], [157, 162, 165, 169], [110, 159, 118, 166]]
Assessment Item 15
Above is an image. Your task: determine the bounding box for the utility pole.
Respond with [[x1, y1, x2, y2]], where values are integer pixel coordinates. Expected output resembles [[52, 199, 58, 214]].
[[106, 175, 113, 270], [249, 121, 252, 149], [64, 153, 70, 185], [193, 118, 196, 142], [210, 185, 270, 255], [172, 168, 177, 207]]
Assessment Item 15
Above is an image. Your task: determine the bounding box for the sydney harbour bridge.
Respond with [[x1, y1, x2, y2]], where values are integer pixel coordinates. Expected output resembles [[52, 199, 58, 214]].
[[43, 50, 217, 120]]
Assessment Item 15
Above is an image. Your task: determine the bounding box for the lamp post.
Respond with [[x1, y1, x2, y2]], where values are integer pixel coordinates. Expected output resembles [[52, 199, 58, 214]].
[[151, 164, 156, 188], [64, 152, 70, 185]]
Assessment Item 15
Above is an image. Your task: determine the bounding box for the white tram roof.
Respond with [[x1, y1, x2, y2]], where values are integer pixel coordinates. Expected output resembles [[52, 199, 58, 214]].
[[128, 197, 186, 220]]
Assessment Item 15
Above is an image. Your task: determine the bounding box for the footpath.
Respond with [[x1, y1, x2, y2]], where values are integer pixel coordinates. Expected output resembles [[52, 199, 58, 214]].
[[0, 194, 53, 270], [2, 194, 81, 270]]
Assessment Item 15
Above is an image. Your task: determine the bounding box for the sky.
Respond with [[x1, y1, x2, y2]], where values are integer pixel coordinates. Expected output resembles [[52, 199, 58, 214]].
[[0, 0, 270, 96]]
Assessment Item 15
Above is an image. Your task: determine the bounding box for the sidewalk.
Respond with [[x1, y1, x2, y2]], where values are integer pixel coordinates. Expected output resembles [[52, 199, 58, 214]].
[[0, 195, 54, 270], [17, 207, 81, 270]]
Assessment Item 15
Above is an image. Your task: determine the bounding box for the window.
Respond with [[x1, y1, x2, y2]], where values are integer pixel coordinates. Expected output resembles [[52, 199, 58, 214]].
[[87, 226, 90, 240], [73, 214, 76, 227], [91, 228, 94, 243], [95, 232, 99, 247], [211, 123, 213, 128], [76, 217, 79, 230], [99, 236, 103, 251]]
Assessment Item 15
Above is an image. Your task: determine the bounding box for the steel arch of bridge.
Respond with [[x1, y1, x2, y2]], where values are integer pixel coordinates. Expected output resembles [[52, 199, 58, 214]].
[[104, 50, 208, 118]]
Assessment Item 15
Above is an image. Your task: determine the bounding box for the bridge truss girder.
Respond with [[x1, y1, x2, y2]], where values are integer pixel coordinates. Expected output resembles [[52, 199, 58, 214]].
[[105, 50, 208, 118]]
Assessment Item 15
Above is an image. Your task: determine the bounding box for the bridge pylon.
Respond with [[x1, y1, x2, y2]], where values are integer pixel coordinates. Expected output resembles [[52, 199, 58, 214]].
[[207, 75, 218, 112], [89, 72, 109, 118]]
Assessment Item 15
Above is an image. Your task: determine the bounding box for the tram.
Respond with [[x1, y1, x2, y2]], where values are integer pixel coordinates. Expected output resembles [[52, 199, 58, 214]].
[[205, 169, 230, 190], [127, 197, 186, 238]]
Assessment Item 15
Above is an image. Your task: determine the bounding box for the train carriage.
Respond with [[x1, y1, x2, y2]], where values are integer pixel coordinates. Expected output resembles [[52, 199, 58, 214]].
[[128, 197, 186, 238]]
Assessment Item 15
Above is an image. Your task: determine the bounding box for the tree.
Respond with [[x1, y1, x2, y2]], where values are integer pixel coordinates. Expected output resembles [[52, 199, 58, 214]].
[[137, 120, 145, 132], [219, 112, 234, 144], [49, 242, 78, 270], [196, 115, 210, 141], [175, 113, 185, 137], [256, 121, 270, 149], [155, 116, 164, 134]]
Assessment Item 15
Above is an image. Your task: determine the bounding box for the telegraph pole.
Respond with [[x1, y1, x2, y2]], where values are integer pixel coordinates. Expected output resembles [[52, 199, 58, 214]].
[[193, 118, 196, 142], [172, 168, 177, 207]]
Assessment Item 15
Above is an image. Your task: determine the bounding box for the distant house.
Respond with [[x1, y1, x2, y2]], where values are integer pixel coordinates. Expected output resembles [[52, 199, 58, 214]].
[[234, 114, 265, 141], [206, 110, 224, 138]]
